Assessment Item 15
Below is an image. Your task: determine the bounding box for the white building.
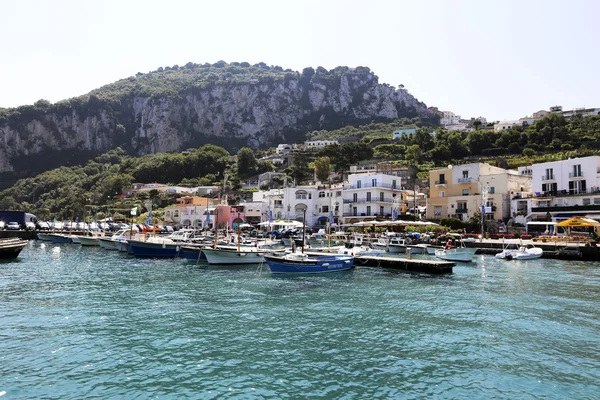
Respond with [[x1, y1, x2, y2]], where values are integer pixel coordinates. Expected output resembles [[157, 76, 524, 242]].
[[440, 111, 460, 126], [528, 156, 600, 221], [253, 185, 344, 227], [304, 140, 338, 149], [276, 144, 294, 154], [341, 173, 407, 224], [494, 120, 521, 131]]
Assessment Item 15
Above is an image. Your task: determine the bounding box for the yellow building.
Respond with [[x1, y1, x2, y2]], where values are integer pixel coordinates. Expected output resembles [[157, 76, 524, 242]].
[[427, 163, 531, 224]]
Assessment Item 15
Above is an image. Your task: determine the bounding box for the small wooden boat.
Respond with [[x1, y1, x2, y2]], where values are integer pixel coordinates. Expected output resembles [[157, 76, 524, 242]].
[[0, 238, 28, 259], [264, 251, 354, 274]]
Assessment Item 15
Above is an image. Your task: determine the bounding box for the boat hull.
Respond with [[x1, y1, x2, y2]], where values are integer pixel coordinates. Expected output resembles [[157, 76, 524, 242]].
[[78, 236, 100, 246], [202, 248, 266, 265], [435, 248, 477, 262], [98, 238, 118, 250], [181, 246, 208, 262], [386, 244, 406, 254], [127, 240, 181, 258], [0, 239, 28, 259], [48, 234, 73, 244], [264, 254, 354, 274], [37, 233, 53, 241]]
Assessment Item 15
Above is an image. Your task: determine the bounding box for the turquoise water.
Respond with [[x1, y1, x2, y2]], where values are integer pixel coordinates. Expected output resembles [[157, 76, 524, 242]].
[[1, 242, 599, 399]]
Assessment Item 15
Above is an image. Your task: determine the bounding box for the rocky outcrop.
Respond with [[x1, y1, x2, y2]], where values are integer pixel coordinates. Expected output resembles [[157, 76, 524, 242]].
[[0, 65, 431, 173]]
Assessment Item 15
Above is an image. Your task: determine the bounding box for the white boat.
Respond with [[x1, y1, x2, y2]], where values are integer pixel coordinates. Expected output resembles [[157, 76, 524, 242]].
[[435, 235, 477, 262], [78, 236, 100, 246], [425, 245, 444, 255], [435, 247, 477, 262], [496, 243, 543, 260], [387, 238, 409, 254], [202, 246, 268, 265]]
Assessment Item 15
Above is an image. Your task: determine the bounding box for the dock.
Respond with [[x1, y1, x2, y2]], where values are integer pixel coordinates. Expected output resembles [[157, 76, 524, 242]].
[[463, 239, 600, 261], [353, 255, 454, 274]]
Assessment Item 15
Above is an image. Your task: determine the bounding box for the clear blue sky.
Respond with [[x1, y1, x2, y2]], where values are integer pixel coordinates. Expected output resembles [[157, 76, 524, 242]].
[[1, 0, 598, 121]]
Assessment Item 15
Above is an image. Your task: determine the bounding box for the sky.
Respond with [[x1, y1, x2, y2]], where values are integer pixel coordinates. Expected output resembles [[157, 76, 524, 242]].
[[1, 0, 598, 121]]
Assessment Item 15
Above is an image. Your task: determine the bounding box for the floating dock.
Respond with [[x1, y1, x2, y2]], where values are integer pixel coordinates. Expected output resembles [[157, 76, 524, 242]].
[[353, 255, 454, 274]]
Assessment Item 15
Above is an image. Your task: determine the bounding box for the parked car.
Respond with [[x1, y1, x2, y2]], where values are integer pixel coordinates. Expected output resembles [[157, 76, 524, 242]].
[[37, 221, 50, 230], [7, 222, 21, 230], [25, 221, 36, 230]]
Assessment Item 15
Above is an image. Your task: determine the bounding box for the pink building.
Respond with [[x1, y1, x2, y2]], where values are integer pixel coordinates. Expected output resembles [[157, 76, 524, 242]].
[[213, 205, 245, 230]]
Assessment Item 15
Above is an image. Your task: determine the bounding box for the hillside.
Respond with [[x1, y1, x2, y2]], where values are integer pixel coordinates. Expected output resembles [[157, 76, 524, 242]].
[[0, 61, 435, 183]]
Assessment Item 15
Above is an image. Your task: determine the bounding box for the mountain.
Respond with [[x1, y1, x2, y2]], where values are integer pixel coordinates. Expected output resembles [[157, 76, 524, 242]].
[[0, 61, 434, 177]]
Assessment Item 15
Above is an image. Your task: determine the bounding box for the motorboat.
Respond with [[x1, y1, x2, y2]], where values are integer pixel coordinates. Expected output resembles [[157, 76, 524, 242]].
[[202, 246, 268, 265], [435, 235, 477, 262], [496, 243, 543, 260]]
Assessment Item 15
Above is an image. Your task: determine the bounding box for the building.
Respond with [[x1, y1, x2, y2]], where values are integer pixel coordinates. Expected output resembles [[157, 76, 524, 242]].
[[304, 140, 338, 149], [440, 111, 460, 126], [258, 172, 287, 189], [494, 120, 521, 131], [427, 163, 532, 228], [349, 161, 416, 186], [163, 196, 219, 227], [392, 128, 416, 140], [276, 144, 294, 154], [253, 185, 344, 227], [239, 202, 264, 225], [341, 173, 407, 224], [528, 156, 600, 221]]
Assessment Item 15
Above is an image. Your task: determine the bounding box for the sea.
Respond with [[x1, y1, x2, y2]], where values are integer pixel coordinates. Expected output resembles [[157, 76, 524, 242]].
[[1, 242, 599, 399]]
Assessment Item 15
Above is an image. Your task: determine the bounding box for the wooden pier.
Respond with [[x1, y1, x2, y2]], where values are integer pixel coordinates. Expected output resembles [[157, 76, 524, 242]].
[[353, 255, 454, 274]]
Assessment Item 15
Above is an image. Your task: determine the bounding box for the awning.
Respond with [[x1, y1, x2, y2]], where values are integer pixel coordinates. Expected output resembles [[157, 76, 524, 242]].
[[317, 216, 328, 221]]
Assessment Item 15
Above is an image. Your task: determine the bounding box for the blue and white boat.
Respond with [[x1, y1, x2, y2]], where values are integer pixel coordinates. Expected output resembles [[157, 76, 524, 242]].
[[263, 252, 354, 274], [180, 246, 208, 262]]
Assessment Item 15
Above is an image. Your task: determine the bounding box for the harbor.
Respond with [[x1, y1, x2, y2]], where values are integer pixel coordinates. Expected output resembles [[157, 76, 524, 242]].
[[1, 241, 598, 399]]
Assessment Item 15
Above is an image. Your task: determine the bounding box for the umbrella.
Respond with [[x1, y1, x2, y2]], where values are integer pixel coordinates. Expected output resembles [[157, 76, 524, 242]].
[[556, 217, 600, 227]]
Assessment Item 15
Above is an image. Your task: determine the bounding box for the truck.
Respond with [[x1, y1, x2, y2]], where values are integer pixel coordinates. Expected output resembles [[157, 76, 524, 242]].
[[0, 211, 37, 229]]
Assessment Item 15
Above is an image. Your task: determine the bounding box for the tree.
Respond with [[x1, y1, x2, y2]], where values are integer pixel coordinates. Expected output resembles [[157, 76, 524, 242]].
[[472, 119, 482, 130], [236, 147, 257, 179], [405, 145, 423, 164], [314, 157, 331, 183]]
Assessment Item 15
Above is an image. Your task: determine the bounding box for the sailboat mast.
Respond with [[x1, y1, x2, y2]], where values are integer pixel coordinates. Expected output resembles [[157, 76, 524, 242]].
[[301, 209, 306, 254]]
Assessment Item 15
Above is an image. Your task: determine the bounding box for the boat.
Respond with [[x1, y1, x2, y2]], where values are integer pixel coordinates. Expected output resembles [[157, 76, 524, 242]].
[[425, 245, 444, 255], [202, 246, 268, 265], [37, 233, 53, 241], [78, 235, 101, 246], [496, 243, 543, 260], [180, 245, 208, 263], [264, 251, 354, 274], [387, 237, 409, 254], [47, 233, 73, 244], [0, 238, 28, 259], [434, 235, 477, 262]]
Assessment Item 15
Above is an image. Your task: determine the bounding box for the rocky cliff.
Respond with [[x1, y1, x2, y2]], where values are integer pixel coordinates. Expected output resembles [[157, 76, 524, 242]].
[[0, 63, 432, 174]]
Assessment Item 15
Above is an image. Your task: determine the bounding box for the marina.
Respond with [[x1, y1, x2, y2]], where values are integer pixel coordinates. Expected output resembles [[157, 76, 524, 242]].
[[0, 241, 598, 398]]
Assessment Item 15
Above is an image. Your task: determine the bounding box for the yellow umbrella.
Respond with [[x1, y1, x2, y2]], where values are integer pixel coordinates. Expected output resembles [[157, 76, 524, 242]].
[[556, 217, 600, 227]]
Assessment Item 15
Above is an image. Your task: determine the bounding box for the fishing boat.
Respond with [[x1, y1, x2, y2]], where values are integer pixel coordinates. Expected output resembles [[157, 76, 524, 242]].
[[434, 235, 477, 262], [263, 209, 354, 273], [202, 246, 268, 265], [78, 234, 101, 246], [180, 245, 208, 263], [264, 252, 354, 274], [0, 238, 28, 259]]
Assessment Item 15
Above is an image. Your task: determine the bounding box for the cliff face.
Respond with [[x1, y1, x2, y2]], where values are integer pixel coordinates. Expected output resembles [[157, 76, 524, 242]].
[[0, 65, 430, 173]]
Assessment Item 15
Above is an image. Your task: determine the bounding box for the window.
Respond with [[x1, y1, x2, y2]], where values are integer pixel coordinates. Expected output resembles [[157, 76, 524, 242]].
[[439, 173, 445, 184], [353, 207, 357, 216], [380, 192, 385, 201], [366, 206, 371, 215], [174, 210, 179, 217], [434, 206, 442, 216], [318, 191, 325, 198], [489, 187, 495, 194], [392, 180, 397, 189], [353, 193, 358, 202], [380, 206, 384, 216], [583, 198, 591, 205], [357, 181, 362, 189], [573, 164, 582, 177], [366, 192, 371, 202], [462, 170, 469, 178], [372, 179, 377, 187], [322, 205, 329, 213], [545, 168, 554, 180], [309, 193, 312, 199], [336, 191, 342, 197], [440, 191, 445, 197], [295, 190, 307, 200], [462, 189, 469, 195]]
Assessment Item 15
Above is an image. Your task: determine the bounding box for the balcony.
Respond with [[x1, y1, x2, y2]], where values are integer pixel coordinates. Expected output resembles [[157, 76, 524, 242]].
[[455, 208, 468, 213], [343, 197, 395, 204], [344, 182, 398, 190], [434, 180, 447, 186], [457, 177, 473, 183], [540, 175, 555, 181], [569, 172, 584, 179], [533, 187, 600, 198]]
